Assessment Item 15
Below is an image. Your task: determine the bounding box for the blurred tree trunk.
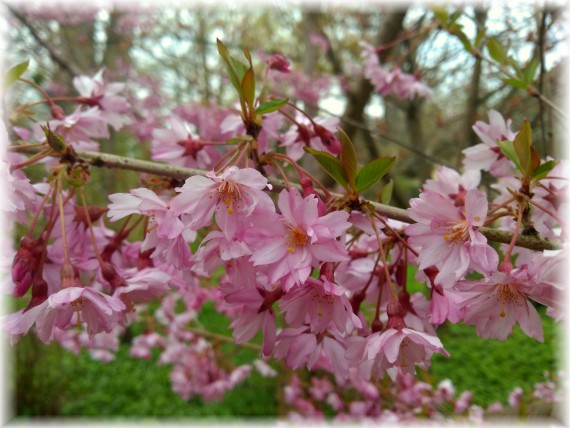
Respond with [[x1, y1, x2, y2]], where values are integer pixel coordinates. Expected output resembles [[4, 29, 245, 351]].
[[340, 10, 407, 141], [459, 8, 487, 166]]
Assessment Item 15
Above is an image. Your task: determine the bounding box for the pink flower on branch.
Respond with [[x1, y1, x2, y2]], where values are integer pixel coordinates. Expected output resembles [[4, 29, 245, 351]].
[[247, 187, 351, 291], [279, 276, 362, 334], [171, 166, 274, 235], [406, 189, 498, 287], [463, 110, 518, 177], [456, 264, 558, 341], [74, 69, 131, 130]]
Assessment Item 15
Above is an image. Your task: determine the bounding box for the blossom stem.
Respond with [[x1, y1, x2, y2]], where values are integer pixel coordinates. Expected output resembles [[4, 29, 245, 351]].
[[368, 214, 396, 303], [268, 159, 291, 190], [270, 153, 332, 198], [27, 185, 53, 238], [502, 200, 524, 265], [483, 212, 511, 227], [518, 192, 567, 231], [373, 212, 419, 257], [487, 196, 517, 217], [78, 187, 106, 267], [11, 149, 53, 170], [7, 143, 48, 151], [56, 177, 71, 263]]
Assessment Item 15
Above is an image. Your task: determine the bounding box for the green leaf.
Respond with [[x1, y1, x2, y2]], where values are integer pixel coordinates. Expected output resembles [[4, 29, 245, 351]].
[[497, 140, 522, 173], [453, 28, 472, 52], [380, 179, 394, 205], [502, 77, 529, 90], [232, 58, 249, 84], [4, 60, 30, 87], [487, 37, 505, 64], [522, 58, 540, 84], [255, 98, 288, 115], [432, 7, 449, 25], [355, 156, 395, 193], [513, 119, 536, 177], [531, 160, 559, 181], [304, 147, 348, 189], [474, 28, 486, 47], [338, 128, 358, 189], [241, 67, 255, 109]]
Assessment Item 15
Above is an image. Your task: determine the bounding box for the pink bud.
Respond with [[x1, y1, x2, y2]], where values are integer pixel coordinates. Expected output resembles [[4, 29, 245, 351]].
[[50, 103, 66, 120], [266, 54, 291, 73], [313, 124, 341, 154], [12, 236, 43, 297]]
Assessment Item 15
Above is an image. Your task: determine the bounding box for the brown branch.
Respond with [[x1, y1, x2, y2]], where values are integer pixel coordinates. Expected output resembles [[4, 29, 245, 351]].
[[17, 146, 562, 251]]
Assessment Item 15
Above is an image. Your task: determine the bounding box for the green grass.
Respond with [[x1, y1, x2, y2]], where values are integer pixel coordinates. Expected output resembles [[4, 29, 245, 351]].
[[429, 306, 558, 407], [11, 301, 559, 418]]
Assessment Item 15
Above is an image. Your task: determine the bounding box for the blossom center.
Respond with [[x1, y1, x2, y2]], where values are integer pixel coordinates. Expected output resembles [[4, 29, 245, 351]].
[[443, 221, 470, 243], [496, 282, 524, 318], [287, 225, 309, 253], [217, 179, 242, 214], [176, 138, 204, 159]]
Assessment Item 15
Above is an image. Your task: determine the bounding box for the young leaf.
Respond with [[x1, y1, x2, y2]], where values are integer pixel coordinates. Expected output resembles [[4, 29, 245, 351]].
[[513, 119, 534, 176], [431, 7, 449, 25], [531, 160, 559, 181], [522, 58, 540, 85], [338, 128, 358, 189], [355, 156, 396, 193], [4, 60, 30, 88], [497, 140, 522, 173], [487, 37, 505, 64], [255, 98, 288, 115], [502, 77, 529, 90], [232, 58, 249, 83], [241, 67, 255, 109], [304, 147, 348, 189], [380, 179, 394, 205]]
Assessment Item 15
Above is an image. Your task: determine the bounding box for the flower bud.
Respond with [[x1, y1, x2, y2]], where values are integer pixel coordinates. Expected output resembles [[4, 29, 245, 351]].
[[266, 54, 291, 73], [313, 124, 341, 154], [101, 262, 127, 291], [12, 236, 43, 297], [24, 279, 48, 312], [50, 103, 66, 120]]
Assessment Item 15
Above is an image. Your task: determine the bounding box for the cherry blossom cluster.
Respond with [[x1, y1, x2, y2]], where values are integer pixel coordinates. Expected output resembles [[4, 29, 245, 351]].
[[281, 369, 564, 422], [2, 40, 565, 414], [360, 41, 433, 100]]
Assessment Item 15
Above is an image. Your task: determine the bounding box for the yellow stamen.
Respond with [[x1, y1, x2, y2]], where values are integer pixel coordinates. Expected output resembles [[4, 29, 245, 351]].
[[286, 225, 309, 253]]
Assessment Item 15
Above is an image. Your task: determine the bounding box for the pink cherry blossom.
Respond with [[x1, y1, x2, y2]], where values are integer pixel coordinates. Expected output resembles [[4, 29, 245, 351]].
[[279, 276, 362, 334], [248, 187, 350, 291], [463, 110, 518, 177], [406, 189, 498, 287], [347, 327, 449, 380], [279, 113, 340, 161], [151, 116, 218, 169], [74, 69, 131, 130], [456, 266, 549, 342], [171, 166, 274, 235]]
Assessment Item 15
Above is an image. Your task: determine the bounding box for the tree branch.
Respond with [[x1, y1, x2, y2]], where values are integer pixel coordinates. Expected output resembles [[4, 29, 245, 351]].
[[19, 147, 562, 251]]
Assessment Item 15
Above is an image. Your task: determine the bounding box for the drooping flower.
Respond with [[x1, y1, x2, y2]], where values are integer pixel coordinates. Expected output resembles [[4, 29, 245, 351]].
[[279, 276, 362, 334], [406, 189, 498, 287], [456, 266, 550, 342], [347, 326, 449, 381]]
